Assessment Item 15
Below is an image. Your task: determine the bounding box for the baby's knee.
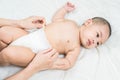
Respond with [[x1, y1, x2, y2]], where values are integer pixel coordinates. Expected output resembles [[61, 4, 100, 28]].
[[1, 47, 15, 60], [0, 48, 11, 66], [0, 27, 13, 44], [0, 47, 17, 64], [0, 41, 8, 51]]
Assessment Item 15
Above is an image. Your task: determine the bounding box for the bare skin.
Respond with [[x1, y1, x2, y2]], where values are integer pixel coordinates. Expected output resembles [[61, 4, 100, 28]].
[[0, 2, 80, 70], [0, 2, 110, 80], [0, 16, 58, 80], [6, 48, 58, 80], [0, 26, 28, 51], [0, 16, 46, 51], [0, 2, 110, 69]]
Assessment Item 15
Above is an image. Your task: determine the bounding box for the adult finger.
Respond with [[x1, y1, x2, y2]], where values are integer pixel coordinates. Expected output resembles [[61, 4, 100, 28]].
[[38, 48, 52, 54], [35, 16, 46, 24], [51, 52, 59, 61], [41, 18, 46, 25], [47, 49, 57, 56], [36, 19, 46, 28]]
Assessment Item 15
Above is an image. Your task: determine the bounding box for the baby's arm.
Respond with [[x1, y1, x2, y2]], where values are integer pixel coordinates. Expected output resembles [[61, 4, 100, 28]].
[[52, 2, 75, 22], [51, 47, 80, 70]]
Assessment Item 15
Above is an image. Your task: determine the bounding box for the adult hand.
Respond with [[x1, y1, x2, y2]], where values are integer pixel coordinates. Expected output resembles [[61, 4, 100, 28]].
[[18, 16, 46, 29], [27, 48, 59, 72], [6, 48, 58, 80]]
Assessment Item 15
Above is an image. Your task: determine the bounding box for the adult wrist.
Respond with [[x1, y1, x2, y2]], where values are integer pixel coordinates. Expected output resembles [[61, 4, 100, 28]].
[[15, 19, 25, 28], [26, 64, 43, 74]]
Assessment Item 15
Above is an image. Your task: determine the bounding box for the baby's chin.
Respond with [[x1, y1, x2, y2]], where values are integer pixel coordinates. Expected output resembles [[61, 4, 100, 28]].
[[81, 43, 89, 48], [81, 43, 93, 49], [83, 46, 94, 49], [83, 46, 91, 49]]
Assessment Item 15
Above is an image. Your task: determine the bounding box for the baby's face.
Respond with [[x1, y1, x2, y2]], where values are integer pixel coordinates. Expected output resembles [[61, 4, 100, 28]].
[[80, 23, 110, 48]]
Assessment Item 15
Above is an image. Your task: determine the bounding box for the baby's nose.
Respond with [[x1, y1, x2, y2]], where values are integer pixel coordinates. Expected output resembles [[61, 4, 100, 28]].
[[92, 40, 94, 44]]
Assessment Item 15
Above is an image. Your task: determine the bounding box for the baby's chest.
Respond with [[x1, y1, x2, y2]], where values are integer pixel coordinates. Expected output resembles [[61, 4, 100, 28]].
[[54, 36, 79, 54]]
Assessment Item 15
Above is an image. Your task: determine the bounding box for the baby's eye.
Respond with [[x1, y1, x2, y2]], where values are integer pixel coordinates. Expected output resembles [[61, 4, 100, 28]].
[[97, 42, 99, 46], [96, 33, 99, 38]]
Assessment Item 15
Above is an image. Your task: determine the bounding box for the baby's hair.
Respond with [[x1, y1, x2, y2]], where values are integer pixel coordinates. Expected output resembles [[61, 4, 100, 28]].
[[92, 17, 111, 37]]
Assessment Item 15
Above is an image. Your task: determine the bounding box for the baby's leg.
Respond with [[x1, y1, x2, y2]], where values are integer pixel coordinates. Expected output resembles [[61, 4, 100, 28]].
[[0, 45, 35, 66], [0, 26, 28, 51]]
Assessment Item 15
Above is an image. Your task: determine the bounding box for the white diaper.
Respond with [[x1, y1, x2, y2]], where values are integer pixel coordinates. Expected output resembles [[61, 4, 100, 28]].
[[10, 28, 51, 53]]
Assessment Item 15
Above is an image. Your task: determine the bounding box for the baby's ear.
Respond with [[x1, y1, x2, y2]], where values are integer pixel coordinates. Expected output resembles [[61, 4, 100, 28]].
[[84, 19, 93, 26]]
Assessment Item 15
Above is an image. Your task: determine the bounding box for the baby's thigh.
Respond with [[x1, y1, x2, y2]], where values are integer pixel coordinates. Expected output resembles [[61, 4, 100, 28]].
[[0, 26, 28, 50], [0, 45, 35, 67], [0, 40, 7, 51], [0, 26, 28, 43]]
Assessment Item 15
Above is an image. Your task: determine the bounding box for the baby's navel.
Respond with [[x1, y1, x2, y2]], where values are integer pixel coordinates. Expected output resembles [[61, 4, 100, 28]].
[[67, 40, 70, 43]]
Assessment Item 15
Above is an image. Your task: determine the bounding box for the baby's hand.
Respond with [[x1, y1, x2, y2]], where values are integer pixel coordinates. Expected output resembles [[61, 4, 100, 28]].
[[64, 2, 75, 12], [19, 16, 46, 29]]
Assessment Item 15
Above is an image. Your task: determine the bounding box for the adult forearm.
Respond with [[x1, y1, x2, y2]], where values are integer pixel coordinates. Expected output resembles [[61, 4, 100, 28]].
[[5, 66, 38, 80], [0, 18, 21, 27], [5, 48, 57, 80]]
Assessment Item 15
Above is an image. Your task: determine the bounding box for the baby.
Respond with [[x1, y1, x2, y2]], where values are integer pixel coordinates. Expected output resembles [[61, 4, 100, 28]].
[[0, 2, 111, 70]]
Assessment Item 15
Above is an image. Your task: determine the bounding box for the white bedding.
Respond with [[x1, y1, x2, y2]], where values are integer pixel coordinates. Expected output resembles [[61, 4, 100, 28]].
[[0, 0, 120, 80]]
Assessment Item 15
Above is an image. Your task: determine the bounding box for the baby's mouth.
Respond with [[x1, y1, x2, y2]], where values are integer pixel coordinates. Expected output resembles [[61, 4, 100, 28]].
[[87, 39, 91, 46]]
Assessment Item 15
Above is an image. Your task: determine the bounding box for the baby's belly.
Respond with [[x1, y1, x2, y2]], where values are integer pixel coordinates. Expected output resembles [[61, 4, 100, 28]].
[[44, 26, 70, 54], [10, 28, 51, 53]]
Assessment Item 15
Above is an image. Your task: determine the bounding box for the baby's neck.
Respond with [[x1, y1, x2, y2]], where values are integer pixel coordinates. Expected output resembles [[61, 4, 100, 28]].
[[78, 25, 84, 45]]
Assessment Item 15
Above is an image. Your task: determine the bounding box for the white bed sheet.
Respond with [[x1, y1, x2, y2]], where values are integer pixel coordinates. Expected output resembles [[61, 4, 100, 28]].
[[0, 0, 120, 80]]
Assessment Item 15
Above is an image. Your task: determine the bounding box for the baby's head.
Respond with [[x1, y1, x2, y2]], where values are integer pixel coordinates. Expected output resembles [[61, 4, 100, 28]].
[[79, 17, 111, 48]]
